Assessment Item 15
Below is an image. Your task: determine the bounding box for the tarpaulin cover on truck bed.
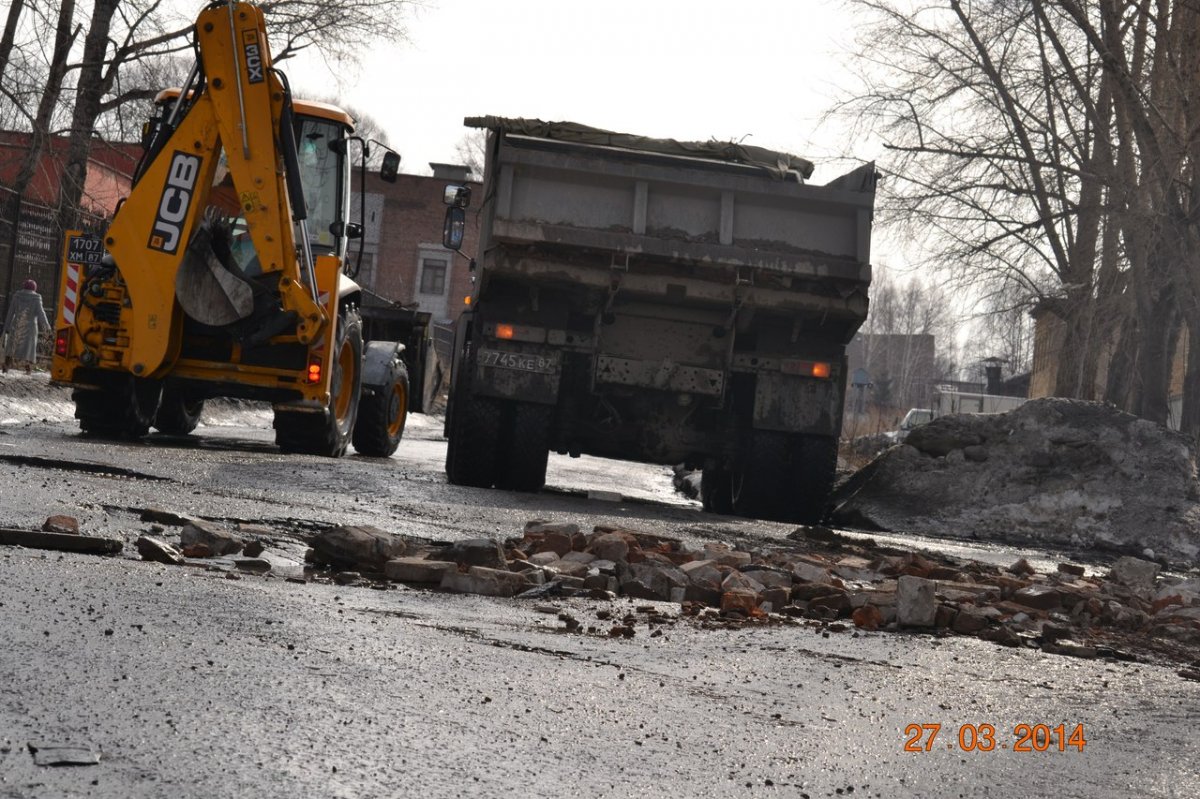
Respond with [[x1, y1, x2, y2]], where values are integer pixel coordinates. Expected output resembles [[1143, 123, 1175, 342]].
[[464, 116, 815, 182]]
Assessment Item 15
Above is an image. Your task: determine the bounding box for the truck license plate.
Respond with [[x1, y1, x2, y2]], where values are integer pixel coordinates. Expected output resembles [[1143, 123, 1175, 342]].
[[478, 349, 557, 374]]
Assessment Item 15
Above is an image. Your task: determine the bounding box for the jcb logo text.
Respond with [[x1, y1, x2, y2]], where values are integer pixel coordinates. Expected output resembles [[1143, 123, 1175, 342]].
[[148, 152, 200, 254]]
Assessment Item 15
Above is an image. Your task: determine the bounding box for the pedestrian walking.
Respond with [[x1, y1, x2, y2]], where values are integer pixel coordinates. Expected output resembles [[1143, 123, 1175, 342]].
[[3, 279, 51, 374]]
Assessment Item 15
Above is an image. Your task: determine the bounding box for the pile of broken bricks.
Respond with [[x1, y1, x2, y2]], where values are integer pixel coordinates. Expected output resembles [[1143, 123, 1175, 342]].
[[299, 519, 1200, 671], [26, 508, 1194, 673]]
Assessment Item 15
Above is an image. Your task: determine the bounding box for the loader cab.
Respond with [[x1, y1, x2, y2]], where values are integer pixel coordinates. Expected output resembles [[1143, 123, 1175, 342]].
[[290, 98, 356, 259], [151, 90, 357, 262]]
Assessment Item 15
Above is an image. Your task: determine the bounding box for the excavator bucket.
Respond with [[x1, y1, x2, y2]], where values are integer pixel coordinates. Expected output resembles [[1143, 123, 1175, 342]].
[[176, 221, 255, 327]]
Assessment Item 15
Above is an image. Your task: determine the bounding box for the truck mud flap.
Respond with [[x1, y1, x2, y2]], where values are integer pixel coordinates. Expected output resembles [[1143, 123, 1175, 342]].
[[753, 372, 838, 435]]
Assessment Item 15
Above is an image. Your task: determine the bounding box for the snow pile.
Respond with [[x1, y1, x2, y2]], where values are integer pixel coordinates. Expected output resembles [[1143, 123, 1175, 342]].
[[831, 398, 1200, 565]]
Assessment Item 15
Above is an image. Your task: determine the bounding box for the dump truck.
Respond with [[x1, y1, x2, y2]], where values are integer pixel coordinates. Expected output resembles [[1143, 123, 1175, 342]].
[[440, 118, 877, 523], [51, 1, 411, 458]]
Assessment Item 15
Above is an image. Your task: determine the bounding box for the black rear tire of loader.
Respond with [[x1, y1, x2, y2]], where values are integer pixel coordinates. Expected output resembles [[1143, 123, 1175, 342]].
[[352, 359, 410, 457], [154, 386, 204, 435], [495, 401, 552, 492], [74, 377, 161, 440], [275, 308, 363, 457], [701, 467, 733, 514], [445, 386, 502, 488]]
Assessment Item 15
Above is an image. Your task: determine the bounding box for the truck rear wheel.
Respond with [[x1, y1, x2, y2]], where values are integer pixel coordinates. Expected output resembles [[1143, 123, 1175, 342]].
[[275, 308, 363, 457], [731, 431, 837, 524], [790, 434, 838, 525], [154, 386, 204, 435], [445, 386, 501, 488], [731, 431, 790, 521], [701, 467, 733, 514], [74, 377, 161, 440], [495, 402, 552, 492], [352, 359, 409, 457]]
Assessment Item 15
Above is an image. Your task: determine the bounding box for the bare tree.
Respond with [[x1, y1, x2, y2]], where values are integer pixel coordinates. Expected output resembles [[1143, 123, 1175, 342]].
[[307, 95, 393, 168], [454, 129, 486, 180], [0, 0, 25, 88]]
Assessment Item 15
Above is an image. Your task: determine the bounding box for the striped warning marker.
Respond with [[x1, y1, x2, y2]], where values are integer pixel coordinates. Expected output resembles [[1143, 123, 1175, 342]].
[[62, 263, 80, 325]]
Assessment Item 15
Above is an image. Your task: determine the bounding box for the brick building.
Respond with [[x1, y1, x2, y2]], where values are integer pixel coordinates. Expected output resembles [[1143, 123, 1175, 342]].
[[0, 132, 139, 311], [351, 163, 481, 325]]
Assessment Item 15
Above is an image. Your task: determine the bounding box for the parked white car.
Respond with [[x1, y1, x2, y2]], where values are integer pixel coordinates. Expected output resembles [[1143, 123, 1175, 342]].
[[887, 408, 933, 443]]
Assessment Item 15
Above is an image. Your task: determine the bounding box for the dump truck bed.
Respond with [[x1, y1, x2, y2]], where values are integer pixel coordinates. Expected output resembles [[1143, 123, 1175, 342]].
[[470, 117, 874, 321]]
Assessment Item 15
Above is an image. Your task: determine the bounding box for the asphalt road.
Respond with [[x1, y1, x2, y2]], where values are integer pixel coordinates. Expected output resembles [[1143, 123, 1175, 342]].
[[0, 375, 1196, 798]]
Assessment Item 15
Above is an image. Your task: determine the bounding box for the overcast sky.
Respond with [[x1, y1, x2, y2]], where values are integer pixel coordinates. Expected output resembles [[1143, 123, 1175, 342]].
[[285, 0, 879, 181]]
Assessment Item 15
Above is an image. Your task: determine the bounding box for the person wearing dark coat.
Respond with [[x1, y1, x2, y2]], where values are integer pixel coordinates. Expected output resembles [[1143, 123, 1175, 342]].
[[3, 279, 51, 374]]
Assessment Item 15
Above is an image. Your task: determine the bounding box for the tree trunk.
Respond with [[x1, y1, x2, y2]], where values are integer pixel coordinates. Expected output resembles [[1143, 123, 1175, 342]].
[[1, 0, 76, 318], [1129, 269, 1176, 424], [55, 0, 120, 291], [0, 0, 24, 86]]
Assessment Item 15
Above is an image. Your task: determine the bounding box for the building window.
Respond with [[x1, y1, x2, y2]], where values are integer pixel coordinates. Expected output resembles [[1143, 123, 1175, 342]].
[[419, 257, 448, 295]]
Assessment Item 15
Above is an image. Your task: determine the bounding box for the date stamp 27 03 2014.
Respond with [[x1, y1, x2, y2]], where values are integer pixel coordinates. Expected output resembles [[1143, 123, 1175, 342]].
[[903, 723, 1087, 753]]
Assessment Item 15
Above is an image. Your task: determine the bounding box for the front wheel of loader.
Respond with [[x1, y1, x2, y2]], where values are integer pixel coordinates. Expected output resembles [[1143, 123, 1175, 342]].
[[275, 308, 363, 457], [352, 358, 410, 457], [74, 376, 161, 440], [154, 385, 204, 435]]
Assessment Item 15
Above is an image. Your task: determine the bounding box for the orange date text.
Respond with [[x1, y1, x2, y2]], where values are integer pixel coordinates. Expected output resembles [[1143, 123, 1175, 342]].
[[903, 723, 1087, 752]]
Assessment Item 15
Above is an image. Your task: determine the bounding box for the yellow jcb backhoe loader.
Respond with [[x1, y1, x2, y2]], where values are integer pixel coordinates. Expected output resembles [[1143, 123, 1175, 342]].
[[51, 0, 409, 457]]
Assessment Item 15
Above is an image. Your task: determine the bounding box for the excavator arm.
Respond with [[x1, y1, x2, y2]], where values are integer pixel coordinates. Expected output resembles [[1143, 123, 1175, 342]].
[[101, 0, 326, 379]]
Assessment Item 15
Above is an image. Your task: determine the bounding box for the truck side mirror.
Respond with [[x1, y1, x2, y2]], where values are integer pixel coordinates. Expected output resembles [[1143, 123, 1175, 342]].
[[443, 184, 471, 208], [443, 206, 466, 251], [380, 151, 400, 183], [345, 222, 363, 240]]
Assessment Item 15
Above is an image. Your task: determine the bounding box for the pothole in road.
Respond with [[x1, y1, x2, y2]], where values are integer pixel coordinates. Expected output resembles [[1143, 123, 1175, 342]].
[[0, 454, 174, 482]]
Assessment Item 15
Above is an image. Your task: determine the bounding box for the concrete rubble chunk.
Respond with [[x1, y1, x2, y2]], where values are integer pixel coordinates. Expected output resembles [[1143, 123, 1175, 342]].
[[741, 567, 793, 590], [528, 551, 560, 566], [311, 525, 406, 571], [951, 608, 989, 634], [588, 533, 631, 563], [135, 536, 184, 566], [138, 507, 196, 527], [0, 528, 122, 556], [440, 538, 504, 569], [1012, 585, 1065, 611], [543, 559, 591, 578], [792, 561, 831, 584], [721, 571, 766, 594], [440, 566, 529, 597], [385, 558, 456, 583], [1107, 557, 1161, 591], [720, 589, 758, 615], [42, 515, 79, 535], [623, 562, 687, 601], [27, 742, 100, 767], [181, 520, 244, 556], [897, 575, 937, 627], [762, 587, 791, 610], [852, 604, 882, 630]]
